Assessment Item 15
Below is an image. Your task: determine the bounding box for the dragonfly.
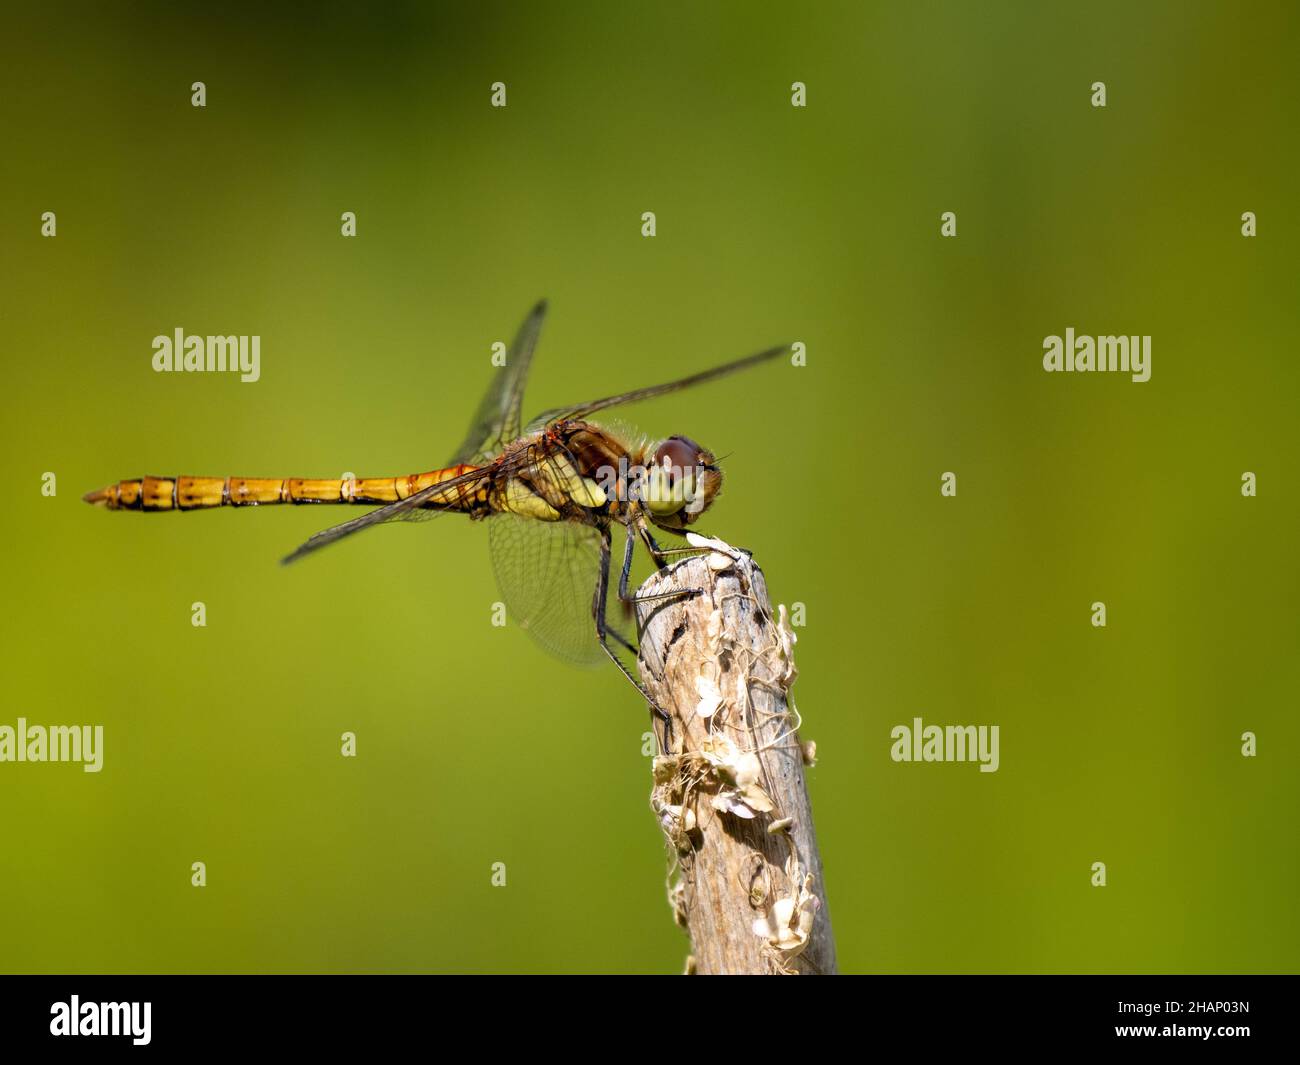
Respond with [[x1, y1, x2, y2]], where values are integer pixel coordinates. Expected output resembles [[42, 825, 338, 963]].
[[84, 301, 789, 723]]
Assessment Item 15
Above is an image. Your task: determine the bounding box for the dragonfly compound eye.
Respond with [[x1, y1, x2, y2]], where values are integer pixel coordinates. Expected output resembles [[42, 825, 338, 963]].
[[646, 436, 721, 522], [653, 435, 704, 472]]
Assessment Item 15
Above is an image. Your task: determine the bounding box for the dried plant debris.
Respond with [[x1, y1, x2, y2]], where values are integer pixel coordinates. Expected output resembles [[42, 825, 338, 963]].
[[653, 793, 698, 844], [685, 531, 748, 569], [751, 856, 823, 971], [775, 603, 799, 689], [694, 671, 723, 719], [700, 735, 775, 819], [667, 878, 689, 929]]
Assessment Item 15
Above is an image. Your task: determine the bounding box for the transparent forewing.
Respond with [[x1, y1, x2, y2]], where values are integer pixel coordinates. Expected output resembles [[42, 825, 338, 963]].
[[449, 300, 548, 465], [529, 342, 791, 427]]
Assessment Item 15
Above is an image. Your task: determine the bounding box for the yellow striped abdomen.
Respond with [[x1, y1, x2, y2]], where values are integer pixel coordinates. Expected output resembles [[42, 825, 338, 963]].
[[83, 466, 485, 512]]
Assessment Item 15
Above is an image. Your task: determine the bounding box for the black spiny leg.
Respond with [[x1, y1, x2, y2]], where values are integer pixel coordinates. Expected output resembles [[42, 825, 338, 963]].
[[639, 522, 670, 570], [619, 517, 637, 601], [628, 515, 704, 616], [618, 513, 697, 609], [595, 523, 673, 748], [619, 517, 682, 607]]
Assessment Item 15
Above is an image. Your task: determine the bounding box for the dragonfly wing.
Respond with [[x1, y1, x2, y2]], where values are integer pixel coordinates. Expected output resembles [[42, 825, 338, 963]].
[[528, 341, 791, 427], [487, 513, 634, 669], [279, 463, 497, 565], [449, 300, 548, 464]]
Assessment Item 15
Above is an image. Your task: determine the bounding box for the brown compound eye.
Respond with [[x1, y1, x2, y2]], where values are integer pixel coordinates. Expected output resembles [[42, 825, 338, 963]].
[[653, 436, 703, 474]]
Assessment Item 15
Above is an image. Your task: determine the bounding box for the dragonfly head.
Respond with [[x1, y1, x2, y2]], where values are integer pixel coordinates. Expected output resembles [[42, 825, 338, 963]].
[[643, 435, 722, 528]]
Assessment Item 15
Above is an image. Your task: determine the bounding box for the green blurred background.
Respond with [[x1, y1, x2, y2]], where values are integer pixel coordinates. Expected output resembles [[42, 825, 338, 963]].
[[2, 1, 1296, 973]]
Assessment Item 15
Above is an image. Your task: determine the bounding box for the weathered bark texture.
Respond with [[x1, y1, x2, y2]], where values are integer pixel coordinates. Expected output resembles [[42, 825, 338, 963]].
[[636, 546, 836, 975]]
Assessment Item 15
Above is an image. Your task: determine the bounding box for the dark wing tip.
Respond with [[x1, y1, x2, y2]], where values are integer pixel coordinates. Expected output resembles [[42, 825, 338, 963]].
[[280, 529, 332, 566]]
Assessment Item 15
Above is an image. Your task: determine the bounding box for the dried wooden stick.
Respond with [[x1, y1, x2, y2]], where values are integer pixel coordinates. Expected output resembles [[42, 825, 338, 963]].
[[635, 539, 837, 975]]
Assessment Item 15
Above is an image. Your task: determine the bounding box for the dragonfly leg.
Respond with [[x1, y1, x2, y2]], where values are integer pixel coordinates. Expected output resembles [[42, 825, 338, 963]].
[[638, 522, 670, 570], [622, 517, 697, 606], [617, 518, 637, 602], [606, 625, 638, 657], [596, 521, 641, 656], [596, 525, 674, 747], [656, 532, 750, 559]]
